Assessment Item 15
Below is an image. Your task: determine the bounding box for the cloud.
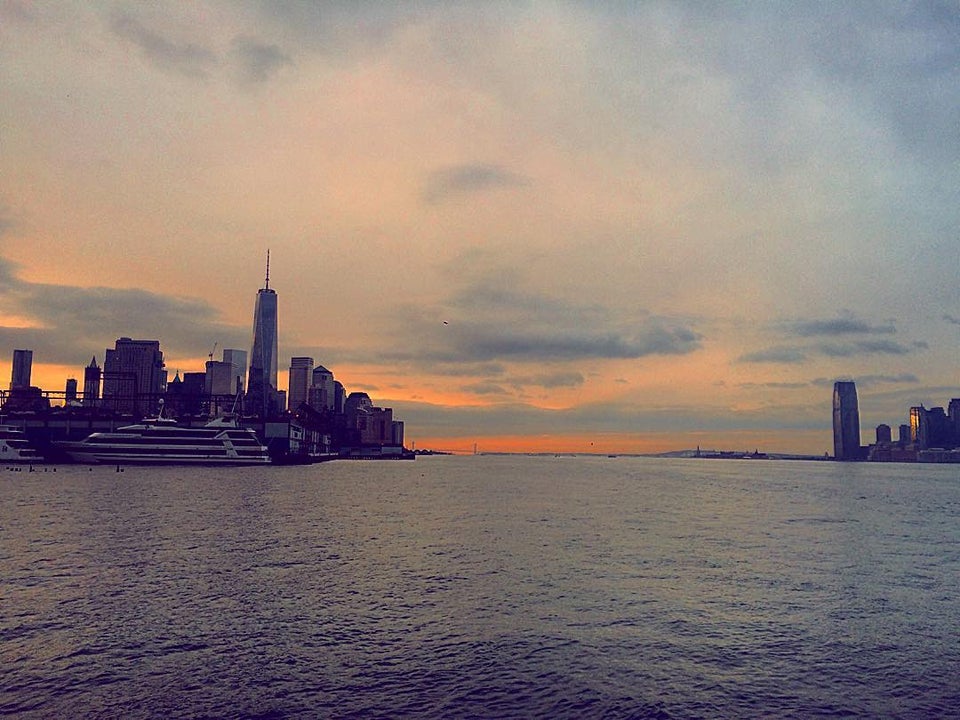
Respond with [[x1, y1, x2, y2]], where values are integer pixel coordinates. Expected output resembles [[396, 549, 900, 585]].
[[111, 12, 217, 79], [231, 36, 293, 83], [423, 164, 530, 203], [856, 373, 919, 387], [0, 258, 246, 367], [449, 325, 699, 362], [817, 340, 913, 357], [460, 381, 508, 396], [506, 371, 585, 389], [741, 337, 918, 363], [791, 318, 896, 336], [377, 273, 702, 403], [738, 347, 808, 364], [0, 201, 13, 238], [389, 395, 828, 440], [810, 374, 918, 388], [738, 381, 810, 389]]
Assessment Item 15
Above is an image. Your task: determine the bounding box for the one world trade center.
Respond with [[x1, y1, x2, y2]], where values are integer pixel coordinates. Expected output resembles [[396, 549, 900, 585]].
[[246, 251, 280, 417]]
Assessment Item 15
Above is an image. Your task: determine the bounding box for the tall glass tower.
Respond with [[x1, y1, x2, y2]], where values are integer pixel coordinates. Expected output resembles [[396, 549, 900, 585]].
[[10, 349, 32, 390], [246, 252, 280, 417], [832, 380, 861, 460]]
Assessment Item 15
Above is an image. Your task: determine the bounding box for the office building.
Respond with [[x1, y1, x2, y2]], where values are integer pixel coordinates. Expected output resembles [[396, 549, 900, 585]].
[[245, 253, 280, 417], [222, 349, 247, 395], [65, 378, 78, 404], [832, 380, 861, 460], [102, 338, 165, 414], [910, 405, 951, 451], [308, 365, 335, 412], [205, 360, 236, 396], [875, 424, 891, 445], [10, 349, 32, 390], [288, 357, 314, 411], [83, 356, 101, 407], [898, 423, 911, 446]]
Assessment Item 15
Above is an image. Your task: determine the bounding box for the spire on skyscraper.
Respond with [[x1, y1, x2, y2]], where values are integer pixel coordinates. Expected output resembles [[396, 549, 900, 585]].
[[246, 253, 280, 417]]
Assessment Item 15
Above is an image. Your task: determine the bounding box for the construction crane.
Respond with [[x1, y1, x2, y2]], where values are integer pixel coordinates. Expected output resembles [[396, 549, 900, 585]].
[[208, 341, 218, 362]]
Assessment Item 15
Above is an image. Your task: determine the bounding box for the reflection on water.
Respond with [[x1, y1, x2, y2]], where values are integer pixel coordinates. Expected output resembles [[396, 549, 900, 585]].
[[2, 457, 959, 718]]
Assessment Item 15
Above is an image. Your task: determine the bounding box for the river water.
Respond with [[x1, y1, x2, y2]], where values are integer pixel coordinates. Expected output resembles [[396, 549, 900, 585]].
[[1, 456, 958, 718]]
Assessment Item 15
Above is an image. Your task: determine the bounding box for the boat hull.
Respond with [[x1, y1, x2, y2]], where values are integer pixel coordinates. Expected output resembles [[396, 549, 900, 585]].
[[55, 417, 272, 466], [63, 451, 272, 466]]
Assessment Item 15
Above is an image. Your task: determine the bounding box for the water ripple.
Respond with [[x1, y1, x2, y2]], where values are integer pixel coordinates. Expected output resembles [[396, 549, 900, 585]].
[[2, 458, 959, 718]]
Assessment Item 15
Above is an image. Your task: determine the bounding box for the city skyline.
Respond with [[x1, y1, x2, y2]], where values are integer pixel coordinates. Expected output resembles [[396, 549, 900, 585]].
[[2, 3, 959, 454]]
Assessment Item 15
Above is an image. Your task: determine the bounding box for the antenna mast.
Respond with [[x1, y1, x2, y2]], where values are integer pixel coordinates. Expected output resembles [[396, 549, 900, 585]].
[[265, 249, 270, 290]]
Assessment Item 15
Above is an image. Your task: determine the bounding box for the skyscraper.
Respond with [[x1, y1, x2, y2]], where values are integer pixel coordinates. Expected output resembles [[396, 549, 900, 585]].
[[222, 349, 247, 395], [83, 356, 101, 407], [288, 357, 314, 411], [246, 252, 280, 417], [10, 349, 32, 390], [65, 378, 78, 403], [832, 380, 861, 460], [102, 338, 165, 414]]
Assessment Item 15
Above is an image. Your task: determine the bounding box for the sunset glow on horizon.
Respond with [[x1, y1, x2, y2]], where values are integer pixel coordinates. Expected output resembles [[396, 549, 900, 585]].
[[2, 2, 958, 455]]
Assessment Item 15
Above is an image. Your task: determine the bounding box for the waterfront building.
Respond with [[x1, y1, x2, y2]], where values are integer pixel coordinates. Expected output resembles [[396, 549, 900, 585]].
[[949, 399, 960, 444], [288, 357, 314, 411], [308, 365, 335, 412], [10, 349, 32, 390], [360, 406, 394, 446], [102, 338, 165, 414], [391, 420, 405, 447], [910, 405, 951, 450], [344, 391, 372, 420], [898, 423, 911, 446], [83, 356, 101, 407], [876, 424, 891, 445], [832, 381, 861, 460], [245, 253, 280, 417]]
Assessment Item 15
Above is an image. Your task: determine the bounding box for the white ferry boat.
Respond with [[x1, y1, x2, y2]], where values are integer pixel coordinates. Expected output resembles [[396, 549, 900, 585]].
[[0, 425, 43, 463], [60, 414, 272, 466]]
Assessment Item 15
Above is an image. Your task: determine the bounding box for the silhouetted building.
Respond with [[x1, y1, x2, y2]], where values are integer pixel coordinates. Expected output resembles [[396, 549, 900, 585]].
[[875, 424, 891, 445], [65, 378, 78, 404], [898, 423, 911, 446], [83, 356, 101, 407], [2, 347, 45, 413], [10, 349, 32, 390], [288, 356, 314, 411], [910, 405, 952, 450], [833, 381, 861, 460], [246, 253, 281, 417], [949, 399, 960, 445], [344, 391, 372, 419], [1, 385, 49, 413], [205, 360, 235, 395], [102, 338, 166, 414], [909, 406, 924, 448], [308, 365, 336, 412], [166, 371, 206, 417], [391, 420, 405, 447]]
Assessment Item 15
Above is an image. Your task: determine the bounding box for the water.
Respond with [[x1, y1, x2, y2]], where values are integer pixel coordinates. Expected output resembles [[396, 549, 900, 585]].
[[2, 456, 959, 719]]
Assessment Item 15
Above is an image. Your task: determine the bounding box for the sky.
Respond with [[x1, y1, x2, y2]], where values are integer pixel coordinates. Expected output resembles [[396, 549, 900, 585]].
[[1, 1, 959, 455]]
